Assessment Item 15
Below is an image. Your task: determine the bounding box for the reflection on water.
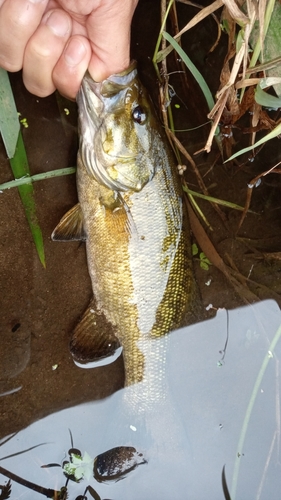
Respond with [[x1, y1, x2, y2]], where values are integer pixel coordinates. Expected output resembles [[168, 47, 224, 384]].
[[1, 300, 281, 499]]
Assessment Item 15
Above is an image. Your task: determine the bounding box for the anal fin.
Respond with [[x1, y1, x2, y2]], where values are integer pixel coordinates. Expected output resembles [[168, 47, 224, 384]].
[[70, 301, 122, 367], [51, 203, 86, 241]]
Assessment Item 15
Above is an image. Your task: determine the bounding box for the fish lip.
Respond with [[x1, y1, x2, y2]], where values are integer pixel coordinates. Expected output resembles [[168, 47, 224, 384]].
[[78, 60, 138, 120], [80, 60, 138, 102]]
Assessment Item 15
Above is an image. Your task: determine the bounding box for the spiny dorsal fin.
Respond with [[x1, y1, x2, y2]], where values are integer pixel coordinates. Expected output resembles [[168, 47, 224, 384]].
[[51, 203, 86, 241], [70, 301, 121, 365]]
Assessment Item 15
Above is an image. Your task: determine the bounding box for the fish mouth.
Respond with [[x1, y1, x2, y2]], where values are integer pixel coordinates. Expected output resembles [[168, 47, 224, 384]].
[[78, 61, 138, 123]]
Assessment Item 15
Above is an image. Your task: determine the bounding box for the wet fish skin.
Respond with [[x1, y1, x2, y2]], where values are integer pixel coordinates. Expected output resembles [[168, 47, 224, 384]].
[[52, 62, 200, 386]]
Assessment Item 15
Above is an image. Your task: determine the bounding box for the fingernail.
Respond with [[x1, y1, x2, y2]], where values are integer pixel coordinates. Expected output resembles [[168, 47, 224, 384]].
[[45, 10, 71, 37], [64, 38, 86, 67]]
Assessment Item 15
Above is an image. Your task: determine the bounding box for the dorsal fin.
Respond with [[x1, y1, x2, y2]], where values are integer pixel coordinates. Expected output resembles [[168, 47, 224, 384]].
[[51, 203, 86, 241], [70, 301, 121, 366]]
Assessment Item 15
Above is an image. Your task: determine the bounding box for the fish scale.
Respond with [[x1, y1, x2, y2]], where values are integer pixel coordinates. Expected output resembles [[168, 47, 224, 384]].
[[52, 62, 201, 387]]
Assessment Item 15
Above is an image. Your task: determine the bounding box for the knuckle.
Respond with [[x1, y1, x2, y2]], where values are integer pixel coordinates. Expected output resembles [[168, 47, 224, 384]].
[[30, 43, 54, 61]]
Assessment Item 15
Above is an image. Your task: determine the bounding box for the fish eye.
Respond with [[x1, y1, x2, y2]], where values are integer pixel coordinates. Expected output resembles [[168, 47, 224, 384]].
[[132, 106, 146, 124]]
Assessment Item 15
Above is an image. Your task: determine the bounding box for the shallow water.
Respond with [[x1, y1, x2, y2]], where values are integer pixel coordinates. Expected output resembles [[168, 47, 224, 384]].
[[1, 300, 281, 499], [1, 0, 281, 498]]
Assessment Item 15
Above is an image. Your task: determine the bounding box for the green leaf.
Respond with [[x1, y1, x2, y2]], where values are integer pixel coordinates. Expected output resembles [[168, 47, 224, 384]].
[[231, 322, 281, 499], [260, 77, 281, 89], [183, 186, 257, 213], [249, 0, 281, 97], [226, 121, 281, 162], [236, 29, 244, 53], [192, 243, 199, 256], [220, 19, 230, 35], [64, 452, 94, 481], [0, 167, 76, 191], [161, 31, 221, 148], [162, 31, 215, 112], [63, 462, 76, 476], [0, 69, 46, 267], [0, 68, 20, 158], [200, 260, 209, 271], [9, 131, 46, 267], [255, 84, 281, 108]]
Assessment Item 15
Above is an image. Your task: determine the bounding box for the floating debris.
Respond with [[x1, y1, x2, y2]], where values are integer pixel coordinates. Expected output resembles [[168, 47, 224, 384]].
[[94, 446, 147, 483]]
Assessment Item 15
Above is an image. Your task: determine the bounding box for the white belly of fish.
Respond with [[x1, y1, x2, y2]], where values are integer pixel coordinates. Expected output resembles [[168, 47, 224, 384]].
[[124, 169, 182, 336]]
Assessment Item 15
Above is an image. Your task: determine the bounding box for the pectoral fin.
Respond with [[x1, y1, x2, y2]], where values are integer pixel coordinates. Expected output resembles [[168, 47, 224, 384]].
[[51, 203, 86, 241], [70, 301, 121, 366]]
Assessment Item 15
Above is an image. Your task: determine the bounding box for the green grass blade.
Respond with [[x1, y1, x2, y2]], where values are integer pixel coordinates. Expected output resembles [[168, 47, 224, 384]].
[[183, 186, 257, 213], [226, 121, 281, 162], [0, 167, 76, 191], [255, 83, 281, 108], [162, 31, 215, 112], [248, 0, 276, 71], [240, 0, 276, 102], [0, 69, 46, 267], [152, 0, 175, 77], [231, 321, 281, 499], [9, 131, 46, 267], [161, 31, 221, 148], [0, 68, 20, 158]]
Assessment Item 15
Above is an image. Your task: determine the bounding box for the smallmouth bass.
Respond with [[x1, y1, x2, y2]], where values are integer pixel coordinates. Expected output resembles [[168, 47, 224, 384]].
[[52, 61, 200, 386]]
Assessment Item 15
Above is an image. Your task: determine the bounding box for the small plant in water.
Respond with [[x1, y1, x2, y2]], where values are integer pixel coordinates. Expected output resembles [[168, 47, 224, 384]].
[[63, 451, 94, 481]]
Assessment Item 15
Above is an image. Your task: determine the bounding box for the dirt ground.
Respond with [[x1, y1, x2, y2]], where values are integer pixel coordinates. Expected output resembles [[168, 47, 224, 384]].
[[1, 0, 281, 440]]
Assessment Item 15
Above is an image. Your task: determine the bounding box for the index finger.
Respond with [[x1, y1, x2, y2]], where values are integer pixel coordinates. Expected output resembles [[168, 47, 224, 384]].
[[0, 0, 49, 72]]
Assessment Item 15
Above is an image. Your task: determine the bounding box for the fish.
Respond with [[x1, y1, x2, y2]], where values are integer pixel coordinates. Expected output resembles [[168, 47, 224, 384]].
[[52, 61, 201, 387]]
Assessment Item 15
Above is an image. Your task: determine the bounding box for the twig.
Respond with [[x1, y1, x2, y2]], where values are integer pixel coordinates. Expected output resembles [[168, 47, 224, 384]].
[[0, 465, 64, 499]]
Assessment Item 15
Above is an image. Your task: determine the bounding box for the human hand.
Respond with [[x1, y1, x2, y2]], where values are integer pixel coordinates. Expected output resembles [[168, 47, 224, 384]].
[[0, 0, 138, 99]]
